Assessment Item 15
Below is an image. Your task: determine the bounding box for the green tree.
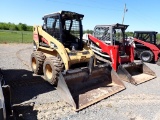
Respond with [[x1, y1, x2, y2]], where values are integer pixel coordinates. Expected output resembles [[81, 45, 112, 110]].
[[0, 23, 9, 30], [9, 23, 16, 30], [125, 31, 133, 37], [0, 22, 32, 31], [17, 23, 27, 31], [27, 26, 33, 31], [84, 29, 93, 34]]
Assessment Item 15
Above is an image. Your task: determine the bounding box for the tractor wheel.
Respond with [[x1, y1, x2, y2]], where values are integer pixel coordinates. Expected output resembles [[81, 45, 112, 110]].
[[140, 50, 153, 63], [43, 56, 64, 85], [31, 51, 45, 75]]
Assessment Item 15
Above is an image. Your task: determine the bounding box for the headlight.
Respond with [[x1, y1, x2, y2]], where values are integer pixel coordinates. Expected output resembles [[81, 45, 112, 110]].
[[50, 42, 57, 49]]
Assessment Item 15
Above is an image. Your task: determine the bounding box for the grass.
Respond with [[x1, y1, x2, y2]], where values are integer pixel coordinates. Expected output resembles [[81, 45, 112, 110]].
[[0, 30, 32, 43], [157, 34, 160, 44], [0, 30, 160, 44]]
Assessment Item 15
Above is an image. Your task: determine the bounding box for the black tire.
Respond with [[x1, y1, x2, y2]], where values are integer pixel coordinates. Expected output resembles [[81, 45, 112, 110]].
[[140, 50, 153, 62], [31, 51, 45, 75], [43, 56, 64, 85]]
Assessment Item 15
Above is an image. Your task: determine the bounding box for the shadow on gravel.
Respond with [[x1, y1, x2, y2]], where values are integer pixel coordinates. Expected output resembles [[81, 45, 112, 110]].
[[2, 69, 55, 120], [2, 69, 55, 103]]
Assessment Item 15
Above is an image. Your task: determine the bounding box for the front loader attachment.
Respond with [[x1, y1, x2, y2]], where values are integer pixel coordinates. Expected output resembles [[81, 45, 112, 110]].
[[57, 64, 125, 111], [117, 61, 156, 85]]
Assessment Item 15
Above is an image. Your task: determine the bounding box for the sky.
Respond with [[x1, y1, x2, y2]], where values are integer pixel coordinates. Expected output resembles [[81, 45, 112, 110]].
[[0, 0, 160, 32]]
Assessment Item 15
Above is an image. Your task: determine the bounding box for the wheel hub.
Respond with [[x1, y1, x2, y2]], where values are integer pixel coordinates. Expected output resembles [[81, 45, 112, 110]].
[[32, 58, 37, 70], [142, 53, 150, 61], [45, 64, 52, 80]]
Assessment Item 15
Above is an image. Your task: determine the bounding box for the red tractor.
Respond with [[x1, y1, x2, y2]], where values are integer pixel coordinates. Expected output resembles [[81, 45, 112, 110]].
[[86, 23, 156, 85], [133, 31, 160, 65]]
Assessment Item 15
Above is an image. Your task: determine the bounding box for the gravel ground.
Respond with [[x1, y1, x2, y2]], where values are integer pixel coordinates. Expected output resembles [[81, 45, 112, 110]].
[[0, 44, 160, 120]]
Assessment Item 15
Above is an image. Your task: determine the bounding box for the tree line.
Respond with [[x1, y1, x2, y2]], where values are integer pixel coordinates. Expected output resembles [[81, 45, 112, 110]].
[[0, 22, 32, 31], [0, 22, 135, 36]]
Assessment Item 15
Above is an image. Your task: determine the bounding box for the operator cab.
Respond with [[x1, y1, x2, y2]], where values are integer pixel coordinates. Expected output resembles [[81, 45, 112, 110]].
[[42, 11, 84, 50], [93, 23, 128, 45], [133, 31, 157, 45], [92, 23, 129, 56]]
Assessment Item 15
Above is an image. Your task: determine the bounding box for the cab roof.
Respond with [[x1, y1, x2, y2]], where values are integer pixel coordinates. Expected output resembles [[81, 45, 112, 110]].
[[95, 23, 129, 30], [43, 10, 84, 19]]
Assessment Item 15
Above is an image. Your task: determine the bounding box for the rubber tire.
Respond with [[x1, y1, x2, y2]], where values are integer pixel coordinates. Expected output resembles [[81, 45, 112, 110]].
[[43, 56, 64, 85], [31, 51, 45, 75], [140, 50, 153, 62]]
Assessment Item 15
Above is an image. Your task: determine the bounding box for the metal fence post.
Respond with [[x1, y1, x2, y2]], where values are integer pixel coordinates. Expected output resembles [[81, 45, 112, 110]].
[[22, 32, 23, 43]]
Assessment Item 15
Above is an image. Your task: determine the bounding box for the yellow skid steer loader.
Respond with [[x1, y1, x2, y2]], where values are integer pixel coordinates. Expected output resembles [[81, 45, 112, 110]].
[[31, 11, 125, 110]]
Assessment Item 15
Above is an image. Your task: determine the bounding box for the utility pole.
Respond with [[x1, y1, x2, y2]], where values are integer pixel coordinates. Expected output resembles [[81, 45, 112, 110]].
[[122, 3, 128, 24]]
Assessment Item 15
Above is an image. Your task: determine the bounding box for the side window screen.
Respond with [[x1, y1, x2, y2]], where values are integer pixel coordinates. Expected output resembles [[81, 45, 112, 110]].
[[64, 20, 80, 38], [65, 20, 71, 30], [70, 20, 80, 38], [141, 34, 150, 42], [144, 34, 150, 42], [47, 17, 55, 28], [55, 19, 60, 29], [94, 27, 110, 42], [46, 17, 60, 40]]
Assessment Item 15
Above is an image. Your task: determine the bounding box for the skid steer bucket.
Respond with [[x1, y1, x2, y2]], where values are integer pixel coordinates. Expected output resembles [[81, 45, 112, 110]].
[[117, 61, 156, 85], [57, 64, 125, 111]]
